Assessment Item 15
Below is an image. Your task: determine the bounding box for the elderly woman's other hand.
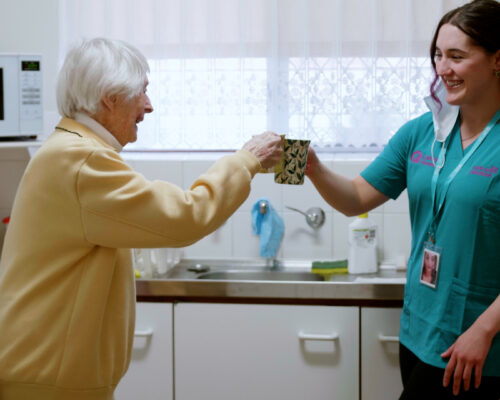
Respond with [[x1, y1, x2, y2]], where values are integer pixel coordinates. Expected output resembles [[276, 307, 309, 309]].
[[242, 131, 282, 169]]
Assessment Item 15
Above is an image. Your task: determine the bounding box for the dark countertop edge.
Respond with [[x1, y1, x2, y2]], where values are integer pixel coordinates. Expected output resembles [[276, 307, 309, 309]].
[[136, 295, 403, 307], [135, 279, 405, 307]]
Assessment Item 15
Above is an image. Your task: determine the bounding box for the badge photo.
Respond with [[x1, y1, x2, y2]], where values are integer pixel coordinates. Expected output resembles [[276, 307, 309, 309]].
[[420, 246, 440, 288]]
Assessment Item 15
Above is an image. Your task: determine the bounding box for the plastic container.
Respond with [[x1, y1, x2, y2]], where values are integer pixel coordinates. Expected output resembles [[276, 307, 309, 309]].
[[133, 248, 183, 278], [348, 213, 377, 274]]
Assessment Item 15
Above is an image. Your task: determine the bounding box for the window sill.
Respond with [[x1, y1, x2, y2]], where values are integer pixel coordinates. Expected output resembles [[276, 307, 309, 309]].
[[0, 140, 43, 149], [121, 150, 379, 162]]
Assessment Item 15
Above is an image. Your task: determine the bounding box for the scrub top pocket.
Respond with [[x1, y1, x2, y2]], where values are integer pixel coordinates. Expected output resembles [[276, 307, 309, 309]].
[[462, 280, 499, 331], [441, 277, 467, 336], [473, 206, 500, 288]]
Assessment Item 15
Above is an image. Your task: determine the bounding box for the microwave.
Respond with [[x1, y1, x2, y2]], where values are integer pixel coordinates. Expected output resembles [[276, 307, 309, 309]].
[[0, 54, 42, 139]]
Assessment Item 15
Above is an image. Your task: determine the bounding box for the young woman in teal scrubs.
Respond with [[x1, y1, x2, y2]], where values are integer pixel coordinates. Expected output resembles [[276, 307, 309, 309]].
[[306, 0, 500, 398]]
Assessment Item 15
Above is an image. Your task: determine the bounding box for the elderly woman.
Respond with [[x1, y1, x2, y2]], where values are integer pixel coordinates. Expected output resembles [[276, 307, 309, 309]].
[[0, 38, 281, 400]]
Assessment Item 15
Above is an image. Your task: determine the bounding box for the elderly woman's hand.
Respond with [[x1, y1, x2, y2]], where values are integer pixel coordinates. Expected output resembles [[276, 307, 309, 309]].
[[242, 131, 283, 169]]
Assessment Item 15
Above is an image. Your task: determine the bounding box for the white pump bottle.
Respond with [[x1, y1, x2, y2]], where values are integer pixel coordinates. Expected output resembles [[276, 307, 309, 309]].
[[348, 213, 378, 274]]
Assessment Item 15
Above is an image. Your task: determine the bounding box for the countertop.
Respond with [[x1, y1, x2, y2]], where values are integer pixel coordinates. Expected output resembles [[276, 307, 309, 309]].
[[136, 258, 406, 306]]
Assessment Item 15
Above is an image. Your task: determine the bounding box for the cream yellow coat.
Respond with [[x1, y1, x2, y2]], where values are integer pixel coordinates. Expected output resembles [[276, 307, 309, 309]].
[[0, 118, 261, 399]]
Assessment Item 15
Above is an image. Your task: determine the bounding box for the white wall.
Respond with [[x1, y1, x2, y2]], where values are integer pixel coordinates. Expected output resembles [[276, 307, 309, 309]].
[[0, 149, 412, 263], [0, 0, 60, 252], [124, 154, 411, 263], [0, 0, 61, 137], [0, 0, 412, 263]]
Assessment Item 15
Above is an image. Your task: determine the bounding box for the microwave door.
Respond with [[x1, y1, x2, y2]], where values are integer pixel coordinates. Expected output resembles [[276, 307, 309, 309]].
[[0, 67, 4, 121], [0, 56, 20, 136]]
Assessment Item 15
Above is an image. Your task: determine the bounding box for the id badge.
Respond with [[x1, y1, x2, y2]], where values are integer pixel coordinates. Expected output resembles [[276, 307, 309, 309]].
[[420, 241, 442, 289]]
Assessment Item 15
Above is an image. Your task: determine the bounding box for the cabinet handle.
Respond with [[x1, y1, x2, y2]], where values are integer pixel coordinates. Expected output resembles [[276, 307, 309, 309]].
[[378, 334, 399, 343], [134, 328, 154, 337], [298, 332, 339, 341]]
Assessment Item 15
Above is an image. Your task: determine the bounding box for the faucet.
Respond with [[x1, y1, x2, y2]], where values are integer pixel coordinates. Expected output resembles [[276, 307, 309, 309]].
[[266, 257, 282, 270], [286, 205, 326, 229]]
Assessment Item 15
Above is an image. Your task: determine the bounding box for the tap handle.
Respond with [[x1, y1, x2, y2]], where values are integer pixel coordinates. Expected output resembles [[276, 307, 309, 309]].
[[285, 206, 307, 217], [286, 205, 325, 229]]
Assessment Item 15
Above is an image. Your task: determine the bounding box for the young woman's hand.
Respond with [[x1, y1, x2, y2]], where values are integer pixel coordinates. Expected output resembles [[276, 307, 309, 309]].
[[441, 323, 493, 395], [305, 146, 320, 177]]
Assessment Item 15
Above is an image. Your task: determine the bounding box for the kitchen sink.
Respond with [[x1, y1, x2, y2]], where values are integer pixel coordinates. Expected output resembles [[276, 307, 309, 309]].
[[196, 270, 324, 281], [161, 258, 329, 282], [137, 258, 407, 303]]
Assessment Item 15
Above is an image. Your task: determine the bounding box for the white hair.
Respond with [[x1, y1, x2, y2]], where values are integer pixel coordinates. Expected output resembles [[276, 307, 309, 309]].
[[56, 37, 150, 118]]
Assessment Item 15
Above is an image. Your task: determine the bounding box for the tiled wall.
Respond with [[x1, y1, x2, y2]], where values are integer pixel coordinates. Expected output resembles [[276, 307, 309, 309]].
[[0, 151, 412, 264], [125, 154, 412, 264]]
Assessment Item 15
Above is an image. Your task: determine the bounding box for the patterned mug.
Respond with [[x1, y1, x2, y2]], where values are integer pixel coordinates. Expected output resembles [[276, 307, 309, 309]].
[[274, 138, 310, 185]]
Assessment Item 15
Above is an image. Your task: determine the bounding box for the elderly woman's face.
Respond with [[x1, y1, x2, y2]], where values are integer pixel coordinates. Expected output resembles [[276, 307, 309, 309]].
[[105, 80, 153, 145]]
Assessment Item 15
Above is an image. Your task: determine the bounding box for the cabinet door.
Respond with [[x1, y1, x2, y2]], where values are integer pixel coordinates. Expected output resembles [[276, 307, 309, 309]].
[[361, 307, 403, 400], [175, 303, 359, 400], [115, 302, 173, 400]]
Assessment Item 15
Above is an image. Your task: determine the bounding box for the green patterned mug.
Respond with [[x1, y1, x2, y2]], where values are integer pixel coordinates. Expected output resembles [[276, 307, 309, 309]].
[[274, 138, 310, 185]]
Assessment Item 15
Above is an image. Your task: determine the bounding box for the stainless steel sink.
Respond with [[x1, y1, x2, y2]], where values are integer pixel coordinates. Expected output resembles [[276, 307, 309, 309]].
[[196, 270, 324, 282], [138, 258, 406, 301], [161, 259, 327, 282]]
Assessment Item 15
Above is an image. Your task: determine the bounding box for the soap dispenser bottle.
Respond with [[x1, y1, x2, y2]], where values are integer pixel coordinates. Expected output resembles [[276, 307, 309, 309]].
[[348, 213, 377, 274]]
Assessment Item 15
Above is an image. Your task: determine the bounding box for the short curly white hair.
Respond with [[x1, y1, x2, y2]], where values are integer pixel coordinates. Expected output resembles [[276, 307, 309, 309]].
[[56, 37, 150, 118]]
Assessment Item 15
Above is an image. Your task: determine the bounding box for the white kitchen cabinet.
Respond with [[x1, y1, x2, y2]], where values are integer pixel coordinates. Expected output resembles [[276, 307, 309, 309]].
[[361, 307, 403, 400], [115, 302, 173, 400], [174, 303, 359, 400]]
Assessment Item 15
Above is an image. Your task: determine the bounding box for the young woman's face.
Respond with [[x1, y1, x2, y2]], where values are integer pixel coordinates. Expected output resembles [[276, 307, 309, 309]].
[[424, 252, 436, 272], [435, 23, 499, 107]]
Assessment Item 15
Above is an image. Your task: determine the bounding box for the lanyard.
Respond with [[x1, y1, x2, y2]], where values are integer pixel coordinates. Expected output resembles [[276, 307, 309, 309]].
[[428, 108, 500, 243]]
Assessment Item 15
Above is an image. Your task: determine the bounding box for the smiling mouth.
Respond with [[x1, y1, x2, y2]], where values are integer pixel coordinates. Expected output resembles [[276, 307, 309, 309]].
[[444, 79, 463, 88]]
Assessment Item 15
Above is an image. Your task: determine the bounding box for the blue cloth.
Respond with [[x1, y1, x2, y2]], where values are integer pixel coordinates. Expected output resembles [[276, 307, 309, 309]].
[[361, 111, 500, 376], [251, 198, 284, 258]]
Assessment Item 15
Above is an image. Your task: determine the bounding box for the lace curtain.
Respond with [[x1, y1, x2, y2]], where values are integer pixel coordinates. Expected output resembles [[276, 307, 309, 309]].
[[59, 0, 467, 151]]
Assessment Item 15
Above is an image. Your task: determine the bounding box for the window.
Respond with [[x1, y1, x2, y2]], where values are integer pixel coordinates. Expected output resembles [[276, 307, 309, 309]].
[[132, 55, 432, 151], [60, 0, 467, 151]]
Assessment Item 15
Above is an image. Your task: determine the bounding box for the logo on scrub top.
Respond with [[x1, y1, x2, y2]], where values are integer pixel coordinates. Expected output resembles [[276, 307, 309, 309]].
[[470, 165, 498, 178], [410, 151, 499, 178], [410, 151, 436, 167]]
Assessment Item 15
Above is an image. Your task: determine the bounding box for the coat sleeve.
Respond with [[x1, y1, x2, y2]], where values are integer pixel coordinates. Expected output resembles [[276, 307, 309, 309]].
[[77, 149, 261, 248]]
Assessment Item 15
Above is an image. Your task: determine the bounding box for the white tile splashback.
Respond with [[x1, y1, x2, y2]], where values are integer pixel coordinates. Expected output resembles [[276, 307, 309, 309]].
[[282, 210, 333, 259], [131, 157, 411, 262], [0, 153, 411, 263], [383, 212, 412, 263], [126, 159, 183, 187], [240, 172, 283, 212]]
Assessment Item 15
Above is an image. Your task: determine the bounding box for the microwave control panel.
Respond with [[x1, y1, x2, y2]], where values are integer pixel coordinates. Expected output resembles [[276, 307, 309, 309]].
[[19, 58, 42, 123], [0, 54, 42, 137]]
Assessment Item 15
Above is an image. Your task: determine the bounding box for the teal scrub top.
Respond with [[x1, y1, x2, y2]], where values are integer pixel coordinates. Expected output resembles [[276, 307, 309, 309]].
[[361, 111, 500, 376]]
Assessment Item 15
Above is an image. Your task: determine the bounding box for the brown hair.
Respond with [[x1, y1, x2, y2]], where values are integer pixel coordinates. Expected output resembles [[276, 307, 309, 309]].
[[429, 0, 500, 105]]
